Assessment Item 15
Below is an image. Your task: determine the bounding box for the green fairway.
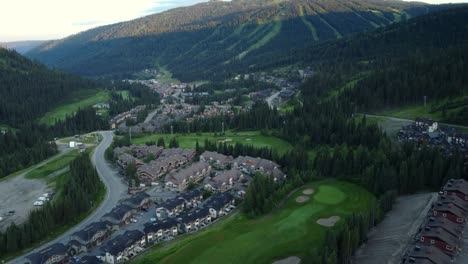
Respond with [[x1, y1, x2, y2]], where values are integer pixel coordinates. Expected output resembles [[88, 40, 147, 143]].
[[39, 89, 110, 125], [131, 131, 293, 154], [132, 180, 376, 264]]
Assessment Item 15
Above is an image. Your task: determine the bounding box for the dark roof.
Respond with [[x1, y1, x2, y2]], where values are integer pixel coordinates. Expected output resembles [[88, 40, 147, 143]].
[[178, 208, 210, 223], [71, 221, 109, 242], [122, 192, 151, 208], [179, 190, 202, 201], [206, 193, 234, 210], [26, 243, 68, 264], [71, 256, 103, 264], [159, 198, 185, 211], [425, 217, 464, 237], [439, 195, 468, 211], [405, 243, 452, 264], [433, 202, 466, 218], [102, 230, 144, 256], [443, 179, 468, 195], [420, 227, 459, 247], [102, 204, 134, 222], [144, 218, 179, 234]]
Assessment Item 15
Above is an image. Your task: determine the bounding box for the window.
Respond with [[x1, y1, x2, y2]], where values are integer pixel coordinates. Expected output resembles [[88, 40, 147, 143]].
[[430, 240, 435, 244], [420, 237, 425, 242], [457, 218, 463, 223], [446, 245, 453, 250], [443, 213, 447, 217]]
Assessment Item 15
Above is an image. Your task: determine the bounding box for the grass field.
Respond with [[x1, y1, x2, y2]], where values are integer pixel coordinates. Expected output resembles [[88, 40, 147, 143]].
[[379, 104, 443, 121], [25, 150, 80, 180], [132, 180, 375, 264], [39, 89, 111, 125], [131, 131, 293, 154]]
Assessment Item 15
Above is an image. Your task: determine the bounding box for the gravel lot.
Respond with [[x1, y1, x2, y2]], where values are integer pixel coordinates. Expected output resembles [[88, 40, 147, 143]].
[[0, 174, 51, 231], [351, 193, 437, 264]]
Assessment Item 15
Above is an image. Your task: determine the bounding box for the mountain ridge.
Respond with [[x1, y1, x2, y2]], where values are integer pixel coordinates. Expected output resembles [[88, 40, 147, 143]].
[[27, 0, 447, 81]]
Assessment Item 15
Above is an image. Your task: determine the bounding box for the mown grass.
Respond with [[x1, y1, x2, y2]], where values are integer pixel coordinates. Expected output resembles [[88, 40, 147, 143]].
[[39, 89, 110, 125], [131, 131, 293, 154], [132, 180, 375, 264]]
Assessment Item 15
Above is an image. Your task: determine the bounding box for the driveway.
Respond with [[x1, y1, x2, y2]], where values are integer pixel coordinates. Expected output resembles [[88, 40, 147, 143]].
[[8, 131, 128, 264]]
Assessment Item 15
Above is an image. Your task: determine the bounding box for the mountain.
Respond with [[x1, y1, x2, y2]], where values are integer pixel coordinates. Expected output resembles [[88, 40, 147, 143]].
[[0, 48, 100, 127], [0, 40, 48, 54], [27, 0, 447, 81]]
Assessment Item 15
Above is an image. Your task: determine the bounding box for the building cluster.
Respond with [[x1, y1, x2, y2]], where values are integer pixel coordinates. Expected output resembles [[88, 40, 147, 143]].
[[25, 187, 240, 264], [398, 117, 468, 162], [114, 145, 286, 193], [402, 178, 468, 264], [109, 105, 146, 129], [187, 103, 234, 122]]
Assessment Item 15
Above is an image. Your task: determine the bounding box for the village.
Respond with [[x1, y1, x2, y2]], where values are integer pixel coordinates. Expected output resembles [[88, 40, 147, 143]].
[[398, 117, 468, 163], [24, 144, 286, 264], [401, 178, 468, 264]]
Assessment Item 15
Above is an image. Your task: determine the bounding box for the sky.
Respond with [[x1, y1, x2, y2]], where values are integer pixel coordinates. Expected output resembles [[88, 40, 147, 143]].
[[0, 0, 467, 42]]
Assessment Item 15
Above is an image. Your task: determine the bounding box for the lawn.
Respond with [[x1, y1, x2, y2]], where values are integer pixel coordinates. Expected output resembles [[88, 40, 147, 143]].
[[132, 180, 375, 264], [39, 89, 111, 125], [379, 104, 443, 121], [131, 131, 293, 154]]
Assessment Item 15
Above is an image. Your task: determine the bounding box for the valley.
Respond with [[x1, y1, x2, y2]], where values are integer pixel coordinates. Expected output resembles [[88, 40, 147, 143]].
[[1, 1, 468, 264]]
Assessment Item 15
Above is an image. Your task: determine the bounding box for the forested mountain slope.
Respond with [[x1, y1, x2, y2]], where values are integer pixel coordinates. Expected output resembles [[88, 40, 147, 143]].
[[0, 48, 100, 127], [27, 0, 445, 81], [288, 6, 468, 124]]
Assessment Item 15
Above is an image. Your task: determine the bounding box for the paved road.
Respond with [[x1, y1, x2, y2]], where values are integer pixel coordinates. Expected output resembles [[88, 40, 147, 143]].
[[8, 131, 127, 264], [144, 109, 159, 123], [266, 91, 280, 109], [362, 114, 468, 130]]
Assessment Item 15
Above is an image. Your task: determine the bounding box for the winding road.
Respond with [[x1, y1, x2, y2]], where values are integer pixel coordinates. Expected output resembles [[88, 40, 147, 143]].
[[8, 131, 127, 264], [362, 114, 468, 130]]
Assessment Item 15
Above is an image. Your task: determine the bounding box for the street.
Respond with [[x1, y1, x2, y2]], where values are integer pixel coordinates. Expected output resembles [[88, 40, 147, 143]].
[[8, 131, 127, 264]]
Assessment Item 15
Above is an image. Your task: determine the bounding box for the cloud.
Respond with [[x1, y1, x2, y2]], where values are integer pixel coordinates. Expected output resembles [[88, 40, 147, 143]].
[[0, 0, 207, 42]]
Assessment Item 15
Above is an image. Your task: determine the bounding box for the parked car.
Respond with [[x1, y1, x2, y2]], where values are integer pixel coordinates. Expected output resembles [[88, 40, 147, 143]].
[[130, 218, 138, 223]]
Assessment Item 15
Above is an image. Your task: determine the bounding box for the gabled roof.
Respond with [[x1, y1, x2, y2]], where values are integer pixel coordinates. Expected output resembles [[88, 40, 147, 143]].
[[26, 243, 68, 264], [122, 192, 151, 207], [420, 227, 459, 247], [71, 221, 109, 242], [433, 202, 466, 218], [206, 193, 234, 210], [158, 198, 185, 211], [443, 179, 468, 195], [178, 208, 210, 224], [71, 256, 103, 264], [102, 230, 144, 256], [179, 190, 202, 201], [144, 218, 179, 234], [405, 243, 451, 264], [102, 204, 134, 222], [200, 151, 232, 164], [439, 195, 468, 211], [424, 217, 464, 237], [165, 161, 210, 185]]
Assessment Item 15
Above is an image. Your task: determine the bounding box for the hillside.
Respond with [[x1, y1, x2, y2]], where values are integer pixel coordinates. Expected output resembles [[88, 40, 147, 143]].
[[0, 48, 100, 127], [27, 0, 444, 81], [0, 40, 47, 54]]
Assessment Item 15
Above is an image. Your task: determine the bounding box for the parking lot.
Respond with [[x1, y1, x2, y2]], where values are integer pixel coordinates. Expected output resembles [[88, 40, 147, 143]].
[[351, 193, 437, 264]]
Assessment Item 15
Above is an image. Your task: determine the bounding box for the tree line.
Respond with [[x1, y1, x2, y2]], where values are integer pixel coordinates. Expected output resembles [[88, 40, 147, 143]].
[[0, 154, 103, 258]]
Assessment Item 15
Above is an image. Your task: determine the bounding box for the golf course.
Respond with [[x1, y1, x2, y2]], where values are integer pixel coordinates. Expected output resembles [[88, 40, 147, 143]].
[[131, 131, 293, 154], [132, 180, 376, 264]]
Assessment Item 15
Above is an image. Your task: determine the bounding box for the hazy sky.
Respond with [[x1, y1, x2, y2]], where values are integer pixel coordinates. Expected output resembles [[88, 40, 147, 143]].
[[0, 0, 467, 42]]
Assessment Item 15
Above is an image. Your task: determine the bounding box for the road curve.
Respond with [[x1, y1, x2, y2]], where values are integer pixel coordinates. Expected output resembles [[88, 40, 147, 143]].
[[8, 131, 127, 264], [362, 114, 468, 130]]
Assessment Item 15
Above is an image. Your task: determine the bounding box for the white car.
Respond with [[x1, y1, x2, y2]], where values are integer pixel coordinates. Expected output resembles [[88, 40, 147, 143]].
[[34, 201, 44, 206], [150, 218, 157, 222], [38, 197, 49, 201], [130, 218, 138, 223]]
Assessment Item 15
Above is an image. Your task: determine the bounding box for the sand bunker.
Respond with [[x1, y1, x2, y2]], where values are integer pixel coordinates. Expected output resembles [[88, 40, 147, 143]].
[[317, 216, 341, 227], [273, 256, 301, 264], [303, 189, 314, 195], [245, 138, 252, 141], [296, 196, 310, 203], [219, 138, 233, 143]]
